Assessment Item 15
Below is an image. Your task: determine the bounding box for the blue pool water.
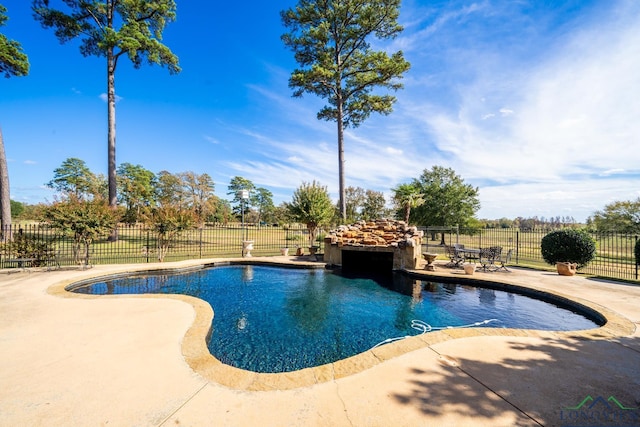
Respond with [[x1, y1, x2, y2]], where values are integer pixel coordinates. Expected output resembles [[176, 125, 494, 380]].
[[72, 265, 600, 373]]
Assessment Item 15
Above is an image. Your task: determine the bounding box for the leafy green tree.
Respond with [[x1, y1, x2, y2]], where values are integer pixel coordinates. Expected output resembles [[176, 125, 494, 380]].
[[143, 205, 195, 262], [15, 202, 41, 221], [40, 198, 118, 266], [10, 200, 24, 219], [0, 4, 30, 237], [344, 186, 365, 222], [227, 176, 256, 218], [208, 198, 233, 225], [117, 163, 157, 223], [287, 181, 334, 247], [156, 170, 184, 207], [92, 173, 109, 200], [33, 0, 181, 211], [0, 5, 29, 78], [47, 158, 100, 200], [498, 217, 514, 229], [362, 189, 387, 220], [590, 198, 640, 233], [254, 187, 275, 225], [155, 170, 222, 225], [281, 0, 410, 221], [410, 166, 480, 242], [180, 171, 216, 227], [272, 202, 294, 226], [392, 183, 424, 224]]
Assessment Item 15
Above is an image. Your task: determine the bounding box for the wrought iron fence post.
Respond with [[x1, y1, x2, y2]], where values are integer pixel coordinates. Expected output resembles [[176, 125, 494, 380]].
[[633, 236, 640, 280], [199, 227, 203, 259], [515, 230, 520, 264], [146, 229, 150, 263]]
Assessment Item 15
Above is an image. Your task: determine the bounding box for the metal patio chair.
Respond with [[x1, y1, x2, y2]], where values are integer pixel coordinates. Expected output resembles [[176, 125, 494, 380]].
[[479, 246, 502, 272], [444, 244, 465, 268], [495, 249, 513, 272]]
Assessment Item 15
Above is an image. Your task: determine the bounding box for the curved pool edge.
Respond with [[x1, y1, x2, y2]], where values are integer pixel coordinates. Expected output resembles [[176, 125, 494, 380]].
[[46, 258, 637, 392]]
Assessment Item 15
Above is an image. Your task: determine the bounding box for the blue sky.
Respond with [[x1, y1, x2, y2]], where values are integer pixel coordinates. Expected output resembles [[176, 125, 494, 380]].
[[1, 0, 639, 222]]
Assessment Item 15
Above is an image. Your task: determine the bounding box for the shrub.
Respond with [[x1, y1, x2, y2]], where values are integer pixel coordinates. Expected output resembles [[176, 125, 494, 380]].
[[540, 229, 596, 269], [143, 206, 195, 262], [285, 233, 303, 242], [0, 231, 54, 267], [39, 198, 118, 265]]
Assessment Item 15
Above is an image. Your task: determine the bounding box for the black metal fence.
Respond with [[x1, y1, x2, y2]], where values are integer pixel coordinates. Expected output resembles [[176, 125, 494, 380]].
[[0, 223, 320, 268], [422, 227, 639, 282], [1, 223, 638, 282]]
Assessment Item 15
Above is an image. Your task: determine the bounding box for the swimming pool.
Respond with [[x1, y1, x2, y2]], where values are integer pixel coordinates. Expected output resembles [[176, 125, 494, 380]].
[[71, 265, 601, 373]]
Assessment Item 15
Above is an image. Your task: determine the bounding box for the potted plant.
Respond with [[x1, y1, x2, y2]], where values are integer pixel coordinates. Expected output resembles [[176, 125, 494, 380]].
[[463, 262, 476, 275], [540, 229, 596, 276]]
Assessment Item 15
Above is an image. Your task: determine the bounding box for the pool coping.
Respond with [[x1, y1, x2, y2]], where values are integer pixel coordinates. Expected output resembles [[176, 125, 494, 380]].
[[47, 258, 637, 391]]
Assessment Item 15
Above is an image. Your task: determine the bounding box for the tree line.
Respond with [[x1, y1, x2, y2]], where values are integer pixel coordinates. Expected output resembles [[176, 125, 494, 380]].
[[5, 156, 639, 266], [14, 161, 485, 252], [10, 156, 640, 237], [1, 0, 411, 238], [16, 160, 484, 226]]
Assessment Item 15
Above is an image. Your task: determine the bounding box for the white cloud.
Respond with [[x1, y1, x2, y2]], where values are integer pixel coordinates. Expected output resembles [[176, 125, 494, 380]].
[[477, 177, 640, 221], [600, 169, 625, 177], [398, 1, 640, 220], [203, 135, 219, 144], [394, 1, 490, 52], [218, 0, 640, 221], [99, 93, 123, 103], [512, 13, 640, 179]]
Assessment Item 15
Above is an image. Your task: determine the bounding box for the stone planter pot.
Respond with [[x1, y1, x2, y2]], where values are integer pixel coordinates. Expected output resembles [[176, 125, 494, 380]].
[[556, 262, 577, 276], [423, 253, 437, 271], [242, 240, 254, 257], [463, 263, 477, 275], [280, 247, 289, 256]]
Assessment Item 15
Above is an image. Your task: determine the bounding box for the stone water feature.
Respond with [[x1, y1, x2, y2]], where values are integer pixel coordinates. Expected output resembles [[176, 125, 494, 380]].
[[323, 219, 423, 271]]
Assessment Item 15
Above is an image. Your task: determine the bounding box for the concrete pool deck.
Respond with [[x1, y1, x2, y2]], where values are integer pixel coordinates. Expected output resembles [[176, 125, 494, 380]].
[[0, 258, 638, 427]]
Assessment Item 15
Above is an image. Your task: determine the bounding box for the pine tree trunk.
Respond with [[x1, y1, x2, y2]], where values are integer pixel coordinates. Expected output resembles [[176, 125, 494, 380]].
[[0, 127, 13, 241], [107, 48, 118, 241], [336, 92, 346, 222]]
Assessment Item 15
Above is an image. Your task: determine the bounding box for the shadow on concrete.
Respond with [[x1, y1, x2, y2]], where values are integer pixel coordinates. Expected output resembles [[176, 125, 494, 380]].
[[392, 335, 640, 426]]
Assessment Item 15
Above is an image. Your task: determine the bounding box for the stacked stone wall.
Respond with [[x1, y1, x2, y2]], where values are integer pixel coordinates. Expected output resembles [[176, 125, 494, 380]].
[[323, 219, 423, 270]]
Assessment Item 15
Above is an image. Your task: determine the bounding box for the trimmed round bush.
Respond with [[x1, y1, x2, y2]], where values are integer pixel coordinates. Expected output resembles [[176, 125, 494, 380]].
[[540, 229, 596, 269]]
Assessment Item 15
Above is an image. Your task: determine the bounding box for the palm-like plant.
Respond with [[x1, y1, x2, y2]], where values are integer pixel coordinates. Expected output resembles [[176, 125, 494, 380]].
[[392, 183, 425, 224]]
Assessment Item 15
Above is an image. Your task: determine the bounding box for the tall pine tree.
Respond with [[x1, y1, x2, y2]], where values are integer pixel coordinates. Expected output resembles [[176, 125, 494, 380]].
[[281, 0, 410, 221]]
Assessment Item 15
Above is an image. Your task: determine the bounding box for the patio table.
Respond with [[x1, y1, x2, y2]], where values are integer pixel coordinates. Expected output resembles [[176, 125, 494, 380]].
[[458, 248, 480, 263]]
